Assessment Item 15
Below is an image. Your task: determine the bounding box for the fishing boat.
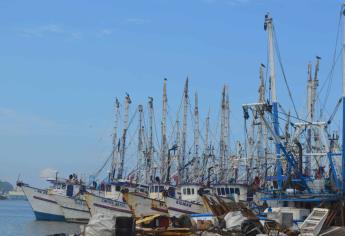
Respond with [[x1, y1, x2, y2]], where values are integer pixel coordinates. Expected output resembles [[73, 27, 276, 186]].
[[18, 182, 65, 221], [84, 180, 135, 218], [18, 173, 87, 222], [122, 189, 169, 217], [164, 184, 211, 217], [212, 183, 250, 203], [84, 193, 132, 218], [6, 186, 27, 200], [53, 194, 90, 223]]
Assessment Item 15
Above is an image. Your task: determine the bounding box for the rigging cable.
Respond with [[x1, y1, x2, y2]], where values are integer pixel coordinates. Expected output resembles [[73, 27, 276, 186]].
[[318, 8, 343, 119], [93, 152, 112, 177], [327, 97, 342, 125], [272, 26, 300, 120]]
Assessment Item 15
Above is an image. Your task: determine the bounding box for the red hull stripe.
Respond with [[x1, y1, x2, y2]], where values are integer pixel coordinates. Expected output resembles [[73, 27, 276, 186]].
[[94, 203, 132, 214], [168, 207, 198, 215], [33, 196, 58, 204], [62, 206, 90, 213]]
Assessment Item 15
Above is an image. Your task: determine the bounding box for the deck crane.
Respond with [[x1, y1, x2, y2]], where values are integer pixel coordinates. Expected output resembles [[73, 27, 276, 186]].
[[264, 13, 283, 190], [242, 103, 311, 192]]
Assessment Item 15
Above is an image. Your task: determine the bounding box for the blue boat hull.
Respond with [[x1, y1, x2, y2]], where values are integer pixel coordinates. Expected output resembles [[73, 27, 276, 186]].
[[34, 211, 65, 221]]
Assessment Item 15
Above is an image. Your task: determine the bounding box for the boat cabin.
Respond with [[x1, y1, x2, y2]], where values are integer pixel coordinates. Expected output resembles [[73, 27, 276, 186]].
[[148, 184, 165, 200], [102, 180, 149, 199], [103, 183, 122, 199], [148, 184, 176, 199], [213, 184, 249, 202], [178, 184, 203, 202], [46, 174, 86, 197], [49, 182, 83, 197]]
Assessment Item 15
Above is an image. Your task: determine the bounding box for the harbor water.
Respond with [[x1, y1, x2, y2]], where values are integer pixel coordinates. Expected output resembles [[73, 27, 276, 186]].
[[0, 200, 81, 236]]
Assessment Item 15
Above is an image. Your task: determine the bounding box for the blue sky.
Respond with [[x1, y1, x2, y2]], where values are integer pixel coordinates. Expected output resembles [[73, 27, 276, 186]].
[[0, 0, 344, 186]]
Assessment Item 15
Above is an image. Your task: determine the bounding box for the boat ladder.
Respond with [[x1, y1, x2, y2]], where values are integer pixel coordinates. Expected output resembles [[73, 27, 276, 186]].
[[300, 208, 329, 236]]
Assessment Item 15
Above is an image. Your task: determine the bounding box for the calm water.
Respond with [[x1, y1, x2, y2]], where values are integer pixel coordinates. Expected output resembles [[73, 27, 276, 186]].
[[0, 200, 81, 236]]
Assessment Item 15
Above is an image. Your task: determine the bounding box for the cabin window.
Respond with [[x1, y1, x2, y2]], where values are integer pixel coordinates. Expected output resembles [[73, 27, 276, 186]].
[[235, 188, 240, 195], [191, 188, 195, 194], [225, 188, 230, 195], [66, 185, 74, 197], [217, 188, 221, 195], [183, 188, 186, 195], [187, 188, 191, 195], [116, 186, 121, 192], [230, 188, 234, 194], [155, 186, 159, 192], [221, 188, 225, 195], [80, 185, 86, 193]]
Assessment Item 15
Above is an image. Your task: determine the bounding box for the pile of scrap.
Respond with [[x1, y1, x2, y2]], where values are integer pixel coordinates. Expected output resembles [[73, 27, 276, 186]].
[[135, 227, 195, 236], [136, 214, 195, 236], [82, 214, 135, 236], [201, 194, 265, 235], [79, 195, 342, 235]]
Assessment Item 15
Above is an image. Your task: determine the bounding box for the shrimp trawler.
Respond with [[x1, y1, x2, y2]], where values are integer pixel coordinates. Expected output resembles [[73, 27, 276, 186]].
[[238, 9, 345, 227]]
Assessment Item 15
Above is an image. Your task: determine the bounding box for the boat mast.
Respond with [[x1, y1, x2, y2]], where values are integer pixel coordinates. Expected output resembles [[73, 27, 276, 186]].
[[204, 108, 210, 157], [137, 104, 145, 183], [258, 64, 268, 183], [147, 97, 154, 183], [225, 86, 230, 182], [306, 62, 313, 176], [193, 92, 200, 182], [219, 86, 226, 182], [180, 78, 189, 183], [202, 108, 210, 182], [117, 94, 131, 180], [306, 57, 320, 176], [111, 98, 120, 180], [176, 118, 181, 184], [161, 79, 168, 182], [219, 85, 229, 183], [259, 64, 265, 103], [313, 57, 320, 121], [341, 5, 345, 194], [264, 14, 283, 189]]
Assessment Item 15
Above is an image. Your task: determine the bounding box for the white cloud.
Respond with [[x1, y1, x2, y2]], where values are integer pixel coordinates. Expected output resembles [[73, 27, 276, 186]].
[[124, 18, 150, 25], [18, 24, 82, 39], [101, 29, 112, 35], [97, 29, 113, 37]]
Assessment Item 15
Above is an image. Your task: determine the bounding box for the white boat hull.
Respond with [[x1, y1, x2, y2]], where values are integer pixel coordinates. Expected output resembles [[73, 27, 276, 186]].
[[124, 192, 168, 217], [165, 196, 210, 217], [21, 185, 65, 221], [85, 193, 132, 218], [53, 194, 90, 223]]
